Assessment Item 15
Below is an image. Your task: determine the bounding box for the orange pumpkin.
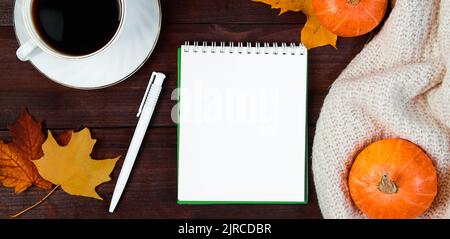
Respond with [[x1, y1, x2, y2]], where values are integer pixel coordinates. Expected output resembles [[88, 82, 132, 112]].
[[312, 0, 388, 37], [348, 138, 437, 219]]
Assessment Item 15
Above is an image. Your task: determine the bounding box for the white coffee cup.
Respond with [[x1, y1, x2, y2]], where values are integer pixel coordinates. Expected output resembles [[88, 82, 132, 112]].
[[16, 0, 126, 61]]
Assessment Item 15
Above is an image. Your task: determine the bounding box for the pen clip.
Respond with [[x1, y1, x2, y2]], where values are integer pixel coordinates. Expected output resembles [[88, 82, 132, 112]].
[[137, 72, 157, 117]]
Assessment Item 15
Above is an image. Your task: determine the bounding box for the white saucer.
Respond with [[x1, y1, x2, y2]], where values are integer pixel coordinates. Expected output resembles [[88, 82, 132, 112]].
[[14, 0, 162, 89]]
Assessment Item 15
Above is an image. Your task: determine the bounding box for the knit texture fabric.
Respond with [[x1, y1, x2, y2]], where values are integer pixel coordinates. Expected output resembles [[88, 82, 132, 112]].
[[312, 0, 450, 218]]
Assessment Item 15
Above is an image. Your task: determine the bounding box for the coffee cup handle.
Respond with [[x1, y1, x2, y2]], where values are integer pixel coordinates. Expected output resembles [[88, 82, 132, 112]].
[[16, 40, 40, 61]]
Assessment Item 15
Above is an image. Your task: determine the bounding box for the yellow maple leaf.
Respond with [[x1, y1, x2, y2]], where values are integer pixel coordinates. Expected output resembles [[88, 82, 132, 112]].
[[253, 0, 304, 14], [253, 0, 337, 49], [301, 16, 337, 49], [33, 128, 120, 200], [301, 0, 336, 49]]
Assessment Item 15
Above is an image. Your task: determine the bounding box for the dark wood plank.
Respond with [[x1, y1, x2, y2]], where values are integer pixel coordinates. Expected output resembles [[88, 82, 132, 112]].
[[162, 0, 307, 25], [0, 126, 321, 219], [0, 0, 13, 26], [0, 0, 306, 26], [0, 25, 367, 129]]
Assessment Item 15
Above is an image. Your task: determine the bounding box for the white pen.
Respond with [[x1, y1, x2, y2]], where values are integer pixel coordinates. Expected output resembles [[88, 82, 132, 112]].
[[109, 72, 166, 213]]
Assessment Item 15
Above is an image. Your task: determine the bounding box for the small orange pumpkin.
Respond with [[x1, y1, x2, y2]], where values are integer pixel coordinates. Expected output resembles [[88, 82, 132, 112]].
[[312, 0, 388, 37], [348, 138, 437, 219]]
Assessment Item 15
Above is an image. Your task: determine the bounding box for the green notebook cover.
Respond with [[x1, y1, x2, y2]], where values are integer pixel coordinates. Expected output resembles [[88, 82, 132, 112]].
[[176, 47, 308, 205]]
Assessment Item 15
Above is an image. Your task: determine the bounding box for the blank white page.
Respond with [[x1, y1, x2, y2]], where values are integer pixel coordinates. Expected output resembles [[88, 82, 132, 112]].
[[178, 43, 307, 203]]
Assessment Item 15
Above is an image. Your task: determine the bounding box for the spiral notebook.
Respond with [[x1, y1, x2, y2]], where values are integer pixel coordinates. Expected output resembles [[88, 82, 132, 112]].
[[177, 42, 308, 204]]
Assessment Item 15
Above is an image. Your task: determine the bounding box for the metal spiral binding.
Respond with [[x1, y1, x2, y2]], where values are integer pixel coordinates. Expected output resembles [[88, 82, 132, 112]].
[[183, 41, 306, 55]]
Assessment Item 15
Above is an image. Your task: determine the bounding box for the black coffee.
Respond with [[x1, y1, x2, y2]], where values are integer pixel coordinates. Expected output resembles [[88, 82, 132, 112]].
[[32, 0, 121, 56]]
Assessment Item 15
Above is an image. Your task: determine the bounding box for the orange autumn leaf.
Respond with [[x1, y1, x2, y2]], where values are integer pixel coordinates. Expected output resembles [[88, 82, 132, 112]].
[[0, 110, 53, 193], [253, 0, 337, 49], [33, 128, 120, 200], [8, 110, 45, 161]]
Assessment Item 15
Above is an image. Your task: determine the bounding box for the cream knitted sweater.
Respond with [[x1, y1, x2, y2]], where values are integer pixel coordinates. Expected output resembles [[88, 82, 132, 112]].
[[312, 0, 450, 218]]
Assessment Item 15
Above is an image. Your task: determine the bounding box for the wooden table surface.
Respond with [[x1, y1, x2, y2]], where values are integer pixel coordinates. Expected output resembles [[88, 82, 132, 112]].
[[0, 0, 370, 219]]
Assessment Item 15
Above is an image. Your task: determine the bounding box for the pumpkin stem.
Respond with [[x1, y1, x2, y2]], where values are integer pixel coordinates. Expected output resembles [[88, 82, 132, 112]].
[[347, 0, 361, 5], [378, 173, 398, 194]]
